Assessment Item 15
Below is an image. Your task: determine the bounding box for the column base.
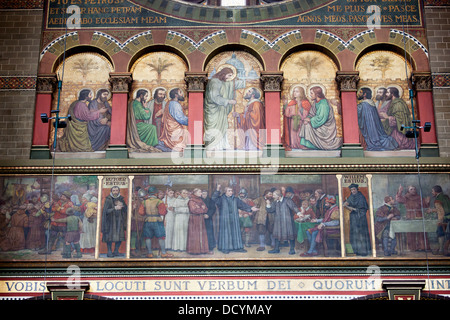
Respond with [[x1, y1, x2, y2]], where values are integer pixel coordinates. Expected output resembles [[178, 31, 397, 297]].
[[184, 144, 205, 159], [419, 143, 439, 157], [30, 145, 52, 159], [263, 144, 285, 158], [105, 145, 129, 159], [341, 143, 364, 157]]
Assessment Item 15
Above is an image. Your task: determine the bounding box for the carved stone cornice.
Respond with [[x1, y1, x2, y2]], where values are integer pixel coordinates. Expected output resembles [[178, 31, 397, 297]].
[[36, 74, 58, 94], [412, 72, 433, 92], [335, 71, 360, 92], [260, 72, 284, 92], [109, 72, 132, 93], [185, 72, 208, 92]]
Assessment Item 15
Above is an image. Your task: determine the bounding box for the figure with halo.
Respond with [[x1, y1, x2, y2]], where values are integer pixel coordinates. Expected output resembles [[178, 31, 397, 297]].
[[299, 85, 342, 150], [204, 64, 245, 150]]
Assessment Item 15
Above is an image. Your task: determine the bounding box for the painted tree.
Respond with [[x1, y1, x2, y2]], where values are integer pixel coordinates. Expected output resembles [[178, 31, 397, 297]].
[[147, 57, 174, 84]]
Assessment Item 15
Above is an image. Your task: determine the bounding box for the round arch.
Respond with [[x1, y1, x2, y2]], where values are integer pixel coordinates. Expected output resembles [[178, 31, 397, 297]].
[[51, 45, 115, 74], [278, 43, 341, 72], [202, 43, 266, 73], [127, 44, 190, 73]]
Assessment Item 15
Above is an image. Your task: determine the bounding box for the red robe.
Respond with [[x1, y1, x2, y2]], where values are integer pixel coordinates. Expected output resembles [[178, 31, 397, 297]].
[[186, 195, 209, 254]]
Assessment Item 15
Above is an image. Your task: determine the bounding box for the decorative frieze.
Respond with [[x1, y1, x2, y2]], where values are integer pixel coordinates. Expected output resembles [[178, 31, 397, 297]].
[[109, 73, 132, 93], [36, 74, 58, 94], [412, 71, 433, 91], [260, 72, 283, 92], [185, 72, 208, 92], [335, 71, 360, 92]]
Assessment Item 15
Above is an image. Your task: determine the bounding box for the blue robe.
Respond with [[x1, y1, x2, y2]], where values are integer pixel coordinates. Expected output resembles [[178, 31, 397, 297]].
[[357, 99, 398, 151], [87, 99, 112, 151], [212, 191, 252, 253]]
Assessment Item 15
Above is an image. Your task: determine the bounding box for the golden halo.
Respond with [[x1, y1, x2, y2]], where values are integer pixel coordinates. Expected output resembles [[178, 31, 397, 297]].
[[307, 83, 327, 99], [152, 86, 167, 99], [289, 84, 308, 100], [95, 88, 111, 101], [132, 88, 150, 100], [76, 88, 93, 100], [386, 84, 403, 99], [216, 64, 237, 81]]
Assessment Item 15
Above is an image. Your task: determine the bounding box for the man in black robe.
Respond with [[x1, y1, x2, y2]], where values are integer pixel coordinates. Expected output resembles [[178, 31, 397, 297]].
[[202, 190, 217, 252], [212, 184, 258, 254], [266, 189, 301, 255], [101, 186, 128, 257], [344, 184, 371, 256]]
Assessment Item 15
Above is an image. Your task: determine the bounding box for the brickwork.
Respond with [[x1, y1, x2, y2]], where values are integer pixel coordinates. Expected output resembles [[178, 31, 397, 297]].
[[425, 6, 450, 157], [0, 9, 43, 159]]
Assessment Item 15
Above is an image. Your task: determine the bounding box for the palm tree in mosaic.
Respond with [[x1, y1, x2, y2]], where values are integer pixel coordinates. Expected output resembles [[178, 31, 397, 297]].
[[147, 57, 174, 84], [370, 56, 392, 79], [72, 58, 99, 85], [295, 55, 321, 84]]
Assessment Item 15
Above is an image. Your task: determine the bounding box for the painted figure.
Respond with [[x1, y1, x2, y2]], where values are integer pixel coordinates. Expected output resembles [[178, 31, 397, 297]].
[[357, 87, 399, 151], [186, 188, 210, 255], [159, 88, 189, 151], [204, 66, 245, 150], [233, 87, 265, 150], [101, 186, 127, 258], [344, 184, 371, 256], [266, 189, 301, 255], [375, 195, 401, 256], [87, 89, 112, 151], [59, 89, 109, 152], [299, 86, 342, 150], [379, 87, 414, 149], [212, 184, 258, 254], [284, 86, 311, 150]]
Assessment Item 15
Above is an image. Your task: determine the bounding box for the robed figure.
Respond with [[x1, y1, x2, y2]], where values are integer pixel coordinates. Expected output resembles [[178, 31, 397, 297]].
[[212, 185, 258, 254], [266, 189, 300, 255], [357, 88, 398, 151], [101, 186, 128, 257], [204, 66, 245, 150], [344, 184, 371, 256], [87, 89, 112, 151], [299, 86, 342, 150]]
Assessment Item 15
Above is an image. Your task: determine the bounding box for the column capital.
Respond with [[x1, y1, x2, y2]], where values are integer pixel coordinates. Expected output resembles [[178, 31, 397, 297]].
[[109, 72, 132, 93], [36, 74, 58, 94], [411, 71, 433, 92], [335, 71, 360, 92], [260, 71, 284, 92], [185, 72, 208, 92]]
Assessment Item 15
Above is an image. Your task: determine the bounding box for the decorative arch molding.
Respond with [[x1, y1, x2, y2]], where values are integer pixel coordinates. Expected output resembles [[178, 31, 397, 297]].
[[240, 29, 303, 54], [314, 29, 377, 57], [165, 30, 227, 56], [388, 29, 429, 58], [40, 31, 79, 61]]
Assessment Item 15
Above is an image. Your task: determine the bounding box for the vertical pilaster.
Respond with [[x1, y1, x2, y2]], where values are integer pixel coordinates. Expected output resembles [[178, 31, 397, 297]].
[[106, 72, 132, 159], [336, 71, 364, 157], [30, 74, 58, 159], [411, 71, 439, 157], [260, 71, 285, 158], [184, 72, 207, 159]]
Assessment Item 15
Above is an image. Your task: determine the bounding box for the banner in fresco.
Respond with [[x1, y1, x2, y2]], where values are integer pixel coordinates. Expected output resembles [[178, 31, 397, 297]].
[[45, 0, 423, 29]]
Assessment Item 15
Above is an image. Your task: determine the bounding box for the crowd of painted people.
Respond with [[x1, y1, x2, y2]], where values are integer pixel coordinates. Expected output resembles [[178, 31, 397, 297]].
[[0, 185, 98, 259], [129, 184, 344, 258]]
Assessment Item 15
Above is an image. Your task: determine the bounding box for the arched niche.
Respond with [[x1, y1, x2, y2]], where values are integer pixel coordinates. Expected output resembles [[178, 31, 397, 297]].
[[50, 51, 114, 153], [355, 48, 416, 152], [203, 50, 265, 151], [127, 50, 189, 154], [280, 49, 342, 153]]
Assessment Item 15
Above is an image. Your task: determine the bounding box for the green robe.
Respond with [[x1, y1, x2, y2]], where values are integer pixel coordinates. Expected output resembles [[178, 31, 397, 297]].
[[203, 77, 244, 149], [383, 98, 412, 135], [133, 99, 158, 147]]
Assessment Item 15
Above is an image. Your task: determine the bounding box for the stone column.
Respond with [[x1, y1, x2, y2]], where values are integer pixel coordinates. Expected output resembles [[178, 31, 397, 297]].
[[30, 74, 58, 159], [335, 71, 364, 157], [260, 71, 285, 157], [184, 72, 207, 159], [106, 72, 132, 159], [411, 71, 439, 157]]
